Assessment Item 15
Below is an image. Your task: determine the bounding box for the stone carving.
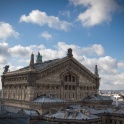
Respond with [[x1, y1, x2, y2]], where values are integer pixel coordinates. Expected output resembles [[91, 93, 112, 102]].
[[40, 61, 68, 78], [3, 65, 9, 74], [36, 51, 42, 63]]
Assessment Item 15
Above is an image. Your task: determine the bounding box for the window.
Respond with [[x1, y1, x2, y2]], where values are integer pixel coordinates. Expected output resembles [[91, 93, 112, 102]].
[[72, 76, 75, 82], [110, 119, 112, 123], [47, 85, 49, 89], [87, 86, 89, 90], [65, 85, 67, 90], [120, 121, 122, 124], [73, 93, 74, 98], [72, 85, 75, 90], [50, 94, 56, 98], [65, 76, 67, 81], [69, 85, 71, 90], [64, 74, 76, 82], [69, 75, 71, 82], [56, 86, 59, 89]]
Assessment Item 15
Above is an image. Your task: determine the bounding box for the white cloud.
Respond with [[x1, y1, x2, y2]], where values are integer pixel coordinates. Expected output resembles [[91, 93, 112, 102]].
[[98, 56, 118, 74], [9, 44, 46, 58], [0, 22, 19, 40], [0, 42, 9, 67], [58, 10, 71, 18], [70, 0, 119, 27], [9, 45, 33, 58], [9, 65, 22, 71], [117, 61, 124, 68], [18, 59, 30, 64], [82, 44, 104, 56], [0, 42, 9, 56], [0, 56, 7, 64], [40, 31, 52, 40], [100, 73, 124, 90], [79, 56, 118, 74], [20, 10, 72, 31], [8, 44, 46, 63], [57, 42, 104, 56]]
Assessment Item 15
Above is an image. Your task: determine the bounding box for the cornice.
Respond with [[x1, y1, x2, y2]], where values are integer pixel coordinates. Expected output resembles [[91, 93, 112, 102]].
[[2, 68, 37, 77]]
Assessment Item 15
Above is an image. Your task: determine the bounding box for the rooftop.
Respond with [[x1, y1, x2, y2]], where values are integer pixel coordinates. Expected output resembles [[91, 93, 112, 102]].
[[45, 105, 99, 120], [33, 96, 65, 103], [44, 104, 124, 121], [83, 94, 112, 101]]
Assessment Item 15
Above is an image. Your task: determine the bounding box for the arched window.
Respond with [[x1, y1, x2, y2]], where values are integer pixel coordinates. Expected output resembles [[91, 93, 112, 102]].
[[65, 75, 67, 81], [64, 74, 76, 82], [69, 75, 71, 82]]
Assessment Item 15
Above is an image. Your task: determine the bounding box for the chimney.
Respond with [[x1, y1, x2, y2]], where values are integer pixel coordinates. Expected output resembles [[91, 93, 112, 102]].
[[94, 65, 99, 76], [67, 48, 73, 57], [29, 53, 34, 69]]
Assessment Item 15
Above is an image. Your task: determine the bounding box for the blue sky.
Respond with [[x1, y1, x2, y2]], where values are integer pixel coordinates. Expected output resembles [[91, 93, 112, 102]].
[[0, 0, 124, 90]]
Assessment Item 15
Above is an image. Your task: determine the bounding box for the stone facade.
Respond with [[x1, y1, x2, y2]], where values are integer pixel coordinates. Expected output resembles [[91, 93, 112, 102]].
[[1, 48, 100, 102]]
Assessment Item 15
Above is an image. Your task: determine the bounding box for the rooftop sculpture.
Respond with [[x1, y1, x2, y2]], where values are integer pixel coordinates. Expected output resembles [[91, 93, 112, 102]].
[[3, 65, 9, 74], [36, 51, 42, 63]]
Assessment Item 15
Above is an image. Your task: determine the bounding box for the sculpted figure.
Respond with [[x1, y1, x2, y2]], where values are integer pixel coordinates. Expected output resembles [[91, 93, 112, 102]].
[[3, 65, 9, 74], [37, 52, 42, 61], [36, 51, 42, 63]]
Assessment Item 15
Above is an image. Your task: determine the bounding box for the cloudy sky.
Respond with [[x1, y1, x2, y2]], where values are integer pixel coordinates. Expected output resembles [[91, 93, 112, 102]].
[[0, 0, 124, 90]]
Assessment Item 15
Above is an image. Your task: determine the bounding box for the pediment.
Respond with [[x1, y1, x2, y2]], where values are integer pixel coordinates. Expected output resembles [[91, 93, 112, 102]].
[[37, 57, 98, 83]]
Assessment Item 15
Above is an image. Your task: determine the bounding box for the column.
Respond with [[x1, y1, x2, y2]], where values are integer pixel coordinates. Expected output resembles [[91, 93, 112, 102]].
[[27, 86, 35, 101]]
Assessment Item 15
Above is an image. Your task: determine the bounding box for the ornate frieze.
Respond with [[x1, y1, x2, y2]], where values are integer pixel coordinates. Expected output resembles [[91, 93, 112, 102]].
[[39, 61, 69, 78], [4, 75, 27, 83], [35, 83, 60, 91]]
